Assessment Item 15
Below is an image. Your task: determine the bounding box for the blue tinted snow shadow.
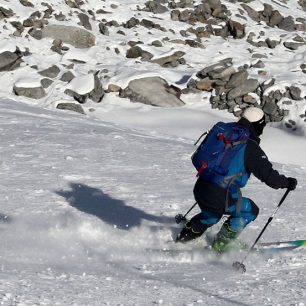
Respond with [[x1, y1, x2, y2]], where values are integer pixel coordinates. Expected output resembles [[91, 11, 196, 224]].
[[56, 183, 173, 231]]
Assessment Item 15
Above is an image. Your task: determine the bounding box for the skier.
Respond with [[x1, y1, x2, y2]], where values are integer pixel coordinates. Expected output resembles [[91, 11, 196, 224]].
[[176, 107, 298, 253]]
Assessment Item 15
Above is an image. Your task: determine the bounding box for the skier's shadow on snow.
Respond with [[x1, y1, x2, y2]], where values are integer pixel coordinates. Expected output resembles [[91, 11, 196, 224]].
[[56, 183, 173, 231], [0, 213, 10, 223]]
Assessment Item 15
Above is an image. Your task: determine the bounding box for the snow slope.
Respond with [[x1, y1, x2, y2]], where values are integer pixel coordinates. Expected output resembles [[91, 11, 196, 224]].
[[0, 98, 305, 306]]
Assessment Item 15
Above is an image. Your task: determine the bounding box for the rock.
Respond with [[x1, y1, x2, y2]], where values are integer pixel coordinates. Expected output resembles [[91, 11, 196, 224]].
[[243, 93, 258, 104], [266, 38, 280, 49], [20, 0, 34, 7], [227, 79, 259, 100], [28, 28, 43, 40], [228, 20, 245, 39], [278, 16, 296, 31], [57, 102, 85, 114], [60, 71, 75, 83], [151, 40, 163, 47], [41, 78, 53, 88], [41, 25, 95, 48], [38, 65, 60, 78], [263, 101, 278, 116], [65, 73, 104, 103], [171, 10, 180, 21], [11, 21, 24, 33], [0, 50, 23, 72], [196, 58, 233, 79], [150, 51, 185, 66], [124, 17, 140, 29], [226, 70, 248, 88], [78, 13, 92, 30], [107, 84, 121, 92], [55, 12, 66, 21], [0, 7, 14, 19], [241, 4, 260, 22], [14, 83, 46, 99], [145, 1, 168, 14], [269, 10, 283, 27], [90, 73, 104, 102], [119, 77, 184, 107], [196, 79, 214, 91], [99, 23, 109, 36], [288, 85, 302, 100], [283, 41, 305, 50], [208, 66, 236, 80], [126, 46, 153, 60], [252, 60, 265, 69]]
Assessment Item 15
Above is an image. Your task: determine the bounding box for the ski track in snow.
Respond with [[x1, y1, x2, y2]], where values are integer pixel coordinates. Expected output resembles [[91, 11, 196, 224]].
[[0, 99, 305, 306]]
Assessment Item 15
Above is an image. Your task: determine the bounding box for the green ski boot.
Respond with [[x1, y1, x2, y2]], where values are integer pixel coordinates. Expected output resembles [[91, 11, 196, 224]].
[[212, 222, 240, 254], [175, 221, 204, 243]]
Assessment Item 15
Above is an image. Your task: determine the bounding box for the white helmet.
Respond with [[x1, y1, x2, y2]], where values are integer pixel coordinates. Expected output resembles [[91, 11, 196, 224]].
[[242, 107, 264, 123]]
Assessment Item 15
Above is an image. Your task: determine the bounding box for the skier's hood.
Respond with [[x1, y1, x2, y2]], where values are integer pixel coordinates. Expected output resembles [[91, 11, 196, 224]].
[[237, 117, 261, 144]]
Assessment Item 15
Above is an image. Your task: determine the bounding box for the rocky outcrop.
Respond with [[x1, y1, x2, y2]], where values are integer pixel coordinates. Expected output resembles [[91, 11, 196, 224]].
[[188, 59, 294, 122]]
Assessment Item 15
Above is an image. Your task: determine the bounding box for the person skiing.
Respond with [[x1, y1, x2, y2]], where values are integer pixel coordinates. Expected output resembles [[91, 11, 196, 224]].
[[176, 107, 298, 253]]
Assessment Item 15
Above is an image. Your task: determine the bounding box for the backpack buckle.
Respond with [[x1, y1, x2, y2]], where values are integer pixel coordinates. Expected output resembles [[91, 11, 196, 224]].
[[196, 161, 208, 177]]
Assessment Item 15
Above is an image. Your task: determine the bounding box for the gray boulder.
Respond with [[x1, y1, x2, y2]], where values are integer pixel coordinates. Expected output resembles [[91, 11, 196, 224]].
[[41, 25, 95, 48], [41, 78, 53, 88], [145, 1, 168, 14], [99, 23, 109, 36], [13, 85, 46, 99], [38, 65, 60, 78], [0, 7, 14, 19], [226, 70, 248, 88], [57, 103, 85, 114], [263, 101, 278, 116], [120, 77, 184, 107], [227, 79, 259, 100], [78, 13, 92, 30], [197, 58, 233, 79], [288, 85, 302, 100], [278, 16, 296, 31], [0, 50, 23, 72]]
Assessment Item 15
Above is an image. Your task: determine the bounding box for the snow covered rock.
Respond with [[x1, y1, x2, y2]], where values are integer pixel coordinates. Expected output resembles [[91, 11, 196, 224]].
[[13, 78, 46, 99], [120, 77, 185, 107], [64, 73, 104, 103], [150, 51, 185, 67]]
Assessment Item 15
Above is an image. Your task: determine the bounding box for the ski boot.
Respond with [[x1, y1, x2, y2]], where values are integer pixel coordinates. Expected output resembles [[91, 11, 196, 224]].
[[175, 221, 205, 243], [212, 222, 240, 254]]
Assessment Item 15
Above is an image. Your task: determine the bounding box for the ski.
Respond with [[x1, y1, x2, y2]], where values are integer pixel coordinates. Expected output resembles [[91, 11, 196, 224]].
[[146, 239, 306, 256], [258, 239, 306, 250]]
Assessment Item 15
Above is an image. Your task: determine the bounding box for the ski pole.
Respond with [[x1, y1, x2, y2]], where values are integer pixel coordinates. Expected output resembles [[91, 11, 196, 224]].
[[175, 201, 198, 224], [233, 188, 291, 273]]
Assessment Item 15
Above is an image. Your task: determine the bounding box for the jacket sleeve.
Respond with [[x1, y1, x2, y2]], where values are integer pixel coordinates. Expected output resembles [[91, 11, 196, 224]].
[[244, 140, 289, 189]]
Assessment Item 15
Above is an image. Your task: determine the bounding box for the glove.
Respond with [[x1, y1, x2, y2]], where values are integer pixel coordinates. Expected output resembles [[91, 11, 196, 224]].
[[287, 177, 297, 191]]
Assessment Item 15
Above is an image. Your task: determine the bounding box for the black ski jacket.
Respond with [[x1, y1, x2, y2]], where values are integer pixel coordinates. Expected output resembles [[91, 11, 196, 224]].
[[193, 117, 290, 214]]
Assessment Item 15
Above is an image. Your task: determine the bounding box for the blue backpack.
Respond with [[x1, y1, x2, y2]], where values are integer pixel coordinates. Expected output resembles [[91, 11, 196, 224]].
[[191, 122, 249, 213]]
